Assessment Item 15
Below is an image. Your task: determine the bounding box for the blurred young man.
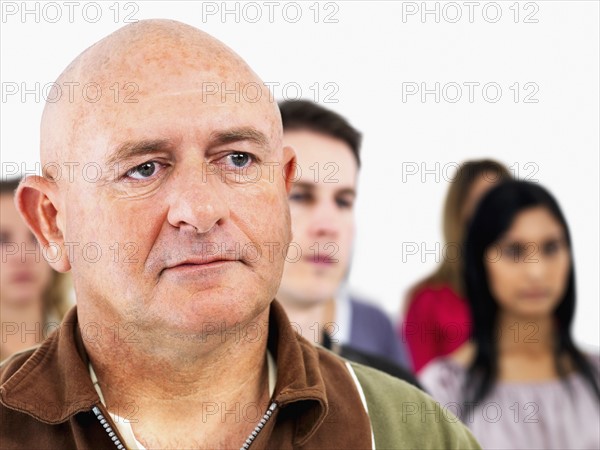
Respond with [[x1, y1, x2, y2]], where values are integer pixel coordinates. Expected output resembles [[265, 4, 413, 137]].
[[277, 100, 413, 377]]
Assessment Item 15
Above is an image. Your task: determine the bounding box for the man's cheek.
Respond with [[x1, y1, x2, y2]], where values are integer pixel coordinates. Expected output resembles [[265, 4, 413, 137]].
[[235, 195, 287, 236], [64, 226, 142, 272], [241, 177, 287, 206]]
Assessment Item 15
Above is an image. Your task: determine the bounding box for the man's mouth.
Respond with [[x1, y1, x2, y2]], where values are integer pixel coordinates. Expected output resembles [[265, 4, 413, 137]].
[[304, 254, 336, 266], [161, 256, 240, 276]]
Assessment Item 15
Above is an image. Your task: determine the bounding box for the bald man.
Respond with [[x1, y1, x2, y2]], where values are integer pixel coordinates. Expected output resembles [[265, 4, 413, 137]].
[[0, 20, 479, 449]]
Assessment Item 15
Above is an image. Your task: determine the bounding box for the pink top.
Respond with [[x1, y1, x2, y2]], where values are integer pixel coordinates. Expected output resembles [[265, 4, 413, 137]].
[[419, 356, 600, 449], [400, 284, 472, 373]]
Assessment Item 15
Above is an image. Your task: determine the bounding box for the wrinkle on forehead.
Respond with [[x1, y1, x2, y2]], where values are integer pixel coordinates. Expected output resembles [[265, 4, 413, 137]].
[[40, 19, 281, 174]]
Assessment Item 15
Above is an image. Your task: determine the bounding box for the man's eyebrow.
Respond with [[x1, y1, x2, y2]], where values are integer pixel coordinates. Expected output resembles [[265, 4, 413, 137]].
[[292, 182, 315, 191], [106, 139, 173, 167], [336, 188, 357, 197], [209, 127, 270, 149], [106, 128, 269, 167], [291, 183, 356, 198]]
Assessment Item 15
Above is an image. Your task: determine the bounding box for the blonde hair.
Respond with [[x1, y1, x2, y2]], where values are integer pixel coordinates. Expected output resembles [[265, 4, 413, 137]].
[[1, 177, 73, 333], [407, 159, 511, 302]]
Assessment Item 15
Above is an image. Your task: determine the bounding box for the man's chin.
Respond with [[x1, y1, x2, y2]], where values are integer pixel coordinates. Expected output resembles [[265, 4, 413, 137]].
[[282, 291, 337, 308], [145, 293, 270, 327], [2, 293, 41, 309], [148, 308, 271, 349]]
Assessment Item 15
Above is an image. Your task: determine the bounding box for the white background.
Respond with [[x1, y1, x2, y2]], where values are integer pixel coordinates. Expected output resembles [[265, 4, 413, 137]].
[[1, 1, 598, 349]]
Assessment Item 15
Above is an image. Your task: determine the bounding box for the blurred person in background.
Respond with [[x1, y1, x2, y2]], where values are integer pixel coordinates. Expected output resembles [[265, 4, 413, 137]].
[[402, 159, 511, 372], [277, 100, 415, 380], [419, 180, 600, 449], [1, 178, 71, 361]]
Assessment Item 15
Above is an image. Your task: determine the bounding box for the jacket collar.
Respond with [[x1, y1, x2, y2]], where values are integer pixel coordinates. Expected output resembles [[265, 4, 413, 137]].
[[0, 301, 328, 444], [268, 300, 329, 444], [0, 307, 98, 423]]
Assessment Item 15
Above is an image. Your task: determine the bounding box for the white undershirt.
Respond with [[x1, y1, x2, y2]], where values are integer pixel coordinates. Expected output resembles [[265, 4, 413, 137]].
[[89, 351, 277, 450], [333, 285, 352, 345]]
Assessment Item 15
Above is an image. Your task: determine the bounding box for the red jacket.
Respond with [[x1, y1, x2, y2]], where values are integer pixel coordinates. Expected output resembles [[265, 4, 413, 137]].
[[402, 285, 472, 372]]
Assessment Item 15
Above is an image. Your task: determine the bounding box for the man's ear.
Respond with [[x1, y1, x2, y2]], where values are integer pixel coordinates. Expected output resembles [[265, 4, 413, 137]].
[[15, 176, 71, 272], [282, 145, 297, 194]]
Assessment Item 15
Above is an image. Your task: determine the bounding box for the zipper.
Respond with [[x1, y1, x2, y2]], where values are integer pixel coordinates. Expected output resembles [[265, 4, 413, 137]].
[[93, 401, 278, 450], [93, 405, 126, 450], [240, 402, 278, 450]]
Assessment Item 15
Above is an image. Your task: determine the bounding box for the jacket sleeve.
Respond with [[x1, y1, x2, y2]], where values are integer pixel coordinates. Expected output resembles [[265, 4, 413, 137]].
[[350, 362, 481, 450]]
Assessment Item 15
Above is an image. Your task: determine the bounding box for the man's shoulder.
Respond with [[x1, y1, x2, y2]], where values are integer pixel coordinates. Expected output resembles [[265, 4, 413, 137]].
[[349, 362, 481, 449], [349, 360, 430, 403], [307, 344, 480, 448], [349, 297, 393, 325]]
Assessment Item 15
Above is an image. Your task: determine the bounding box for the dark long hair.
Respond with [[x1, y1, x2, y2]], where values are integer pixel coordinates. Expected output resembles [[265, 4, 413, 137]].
[[463, 180, 600, 405]]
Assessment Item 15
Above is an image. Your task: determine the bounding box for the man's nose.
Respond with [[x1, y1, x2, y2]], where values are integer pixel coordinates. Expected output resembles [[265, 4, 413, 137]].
[[307, 199, 341, 238], [166, 167, 230, 234]]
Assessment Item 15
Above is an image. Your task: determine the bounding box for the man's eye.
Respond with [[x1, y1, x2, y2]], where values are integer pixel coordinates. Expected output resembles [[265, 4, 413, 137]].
[[227, 153, 252, 168], [335, 197, 353, 209], [289, 192, 312, 203], [126, 161, 160, 180]]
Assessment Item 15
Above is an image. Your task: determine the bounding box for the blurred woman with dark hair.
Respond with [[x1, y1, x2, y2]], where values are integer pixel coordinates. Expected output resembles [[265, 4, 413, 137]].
[[402, 159, 511, 372], [420, 180, 599, 449], [1, 178, 72, 361]]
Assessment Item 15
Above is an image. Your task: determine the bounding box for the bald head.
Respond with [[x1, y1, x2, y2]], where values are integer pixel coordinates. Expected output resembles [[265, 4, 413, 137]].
[[41, 19, 281, 175], [19, 18, 296, 345]]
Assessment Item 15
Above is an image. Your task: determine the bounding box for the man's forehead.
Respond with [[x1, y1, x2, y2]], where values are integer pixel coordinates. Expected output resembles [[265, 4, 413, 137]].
[[98, 91, 277, 143], [284, 131, 357, 181], [293, 158, 358, 192]]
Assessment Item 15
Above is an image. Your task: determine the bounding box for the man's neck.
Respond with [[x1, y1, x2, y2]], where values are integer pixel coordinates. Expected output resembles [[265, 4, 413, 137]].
[[279, 297, 336, 345], [80, 306, 272, 448]]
